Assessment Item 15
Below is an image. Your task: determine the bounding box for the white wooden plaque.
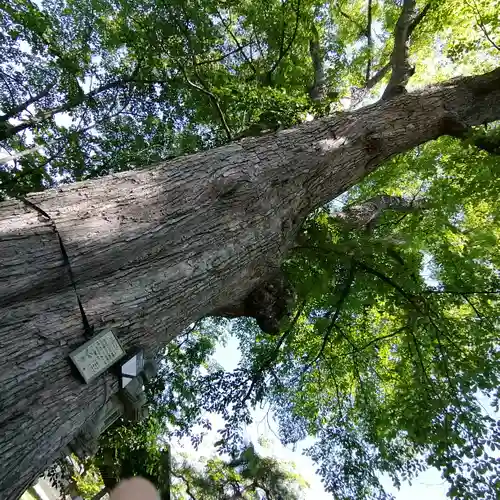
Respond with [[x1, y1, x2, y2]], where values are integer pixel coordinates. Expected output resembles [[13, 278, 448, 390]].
[[69, 330, 125, 383]]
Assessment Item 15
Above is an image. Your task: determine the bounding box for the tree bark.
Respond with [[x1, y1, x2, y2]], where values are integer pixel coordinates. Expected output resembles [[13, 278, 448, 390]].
[[1, 67, 500, 499]]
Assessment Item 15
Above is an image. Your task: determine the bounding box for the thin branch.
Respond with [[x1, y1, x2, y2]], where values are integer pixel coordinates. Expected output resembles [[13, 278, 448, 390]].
[[462, 294, 485, 321], [302, 263, 356, 373], [407, 322, 435, 393], [171, 471, 199, 500], [242, 300, 306, 403], [465, 0, 500, 52], [365, 63, 391, 90], [276, 0, 287, 72], [357, 259, 464, 356], [0, 90, 138, 166], [308, 22, 327, 101], [351, 60, 390, 108], [215, 10, 257, 74], [422, 289, 500, 295], [0, 72, 157, 141], [169, 9, 233, 141], [430, 319, 457, 399], [180, 67, 232, 141], [337, 6, 366, 34], [268, 0, 301, 78], [354, 259, 420, 308], [324, 353, 346, 414], [90, 487, 110, 500], [252, 28, 266, 59], [0, 72, 17, 109], [0, 145, 46, 165], [195, 43, 253, 66], [408, 2, 432, 38], [343, 325, 408, 357]]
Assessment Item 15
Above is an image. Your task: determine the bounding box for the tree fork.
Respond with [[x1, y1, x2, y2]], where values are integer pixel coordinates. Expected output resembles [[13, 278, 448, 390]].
[[0, 67, 500, 499]]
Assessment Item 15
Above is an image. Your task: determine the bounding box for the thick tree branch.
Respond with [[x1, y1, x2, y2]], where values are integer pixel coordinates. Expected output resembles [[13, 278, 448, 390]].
[[353, 4, 430, 105], [335, 194, 428, 229], [308, 22, 327, 101], [382, 0, 431, 100], [365, 0, 373, 85]]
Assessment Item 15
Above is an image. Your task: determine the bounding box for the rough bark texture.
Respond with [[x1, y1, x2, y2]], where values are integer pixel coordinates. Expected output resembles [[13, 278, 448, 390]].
[[335, 194, 428, 229], [1, 67, 500, 499]]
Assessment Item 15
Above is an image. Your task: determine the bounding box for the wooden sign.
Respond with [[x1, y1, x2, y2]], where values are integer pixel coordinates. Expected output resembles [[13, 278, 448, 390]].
[[70, 330, 125, 383]]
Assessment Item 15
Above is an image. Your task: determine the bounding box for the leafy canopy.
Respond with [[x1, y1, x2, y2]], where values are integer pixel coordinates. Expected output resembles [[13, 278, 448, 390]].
[[2, 0, 500, 499]]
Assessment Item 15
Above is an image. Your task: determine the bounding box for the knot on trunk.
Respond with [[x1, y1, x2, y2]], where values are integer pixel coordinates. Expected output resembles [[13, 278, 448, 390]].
[[440, 114, 468, 138], [214, 273, 295, 335]]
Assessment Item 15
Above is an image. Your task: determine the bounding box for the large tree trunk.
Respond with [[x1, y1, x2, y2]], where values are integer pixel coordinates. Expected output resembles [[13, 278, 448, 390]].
[[1, 68, 499, 499]]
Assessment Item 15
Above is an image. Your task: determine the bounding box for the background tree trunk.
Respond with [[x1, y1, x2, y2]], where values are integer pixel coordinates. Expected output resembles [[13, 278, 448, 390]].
[[1, 68, 499, 499]]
